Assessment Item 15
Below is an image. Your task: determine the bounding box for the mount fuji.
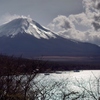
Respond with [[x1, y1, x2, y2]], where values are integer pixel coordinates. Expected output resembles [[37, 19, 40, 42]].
[[0, 17, 100, 58]]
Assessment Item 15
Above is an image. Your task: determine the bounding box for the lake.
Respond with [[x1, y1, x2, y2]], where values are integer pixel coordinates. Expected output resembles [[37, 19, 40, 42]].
[[32, 70, 100, 100]]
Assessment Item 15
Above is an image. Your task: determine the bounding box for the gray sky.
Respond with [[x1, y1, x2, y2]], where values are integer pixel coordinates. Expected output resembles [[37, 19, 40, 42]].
[[0, 0, 83, 26], [0, 0, 100, 46]]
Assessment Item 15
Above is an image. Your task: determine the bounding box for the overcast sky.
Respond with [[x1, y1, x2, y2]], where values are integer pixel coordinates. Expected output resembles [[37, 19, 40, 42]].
[[0, 0, 100, 46], [0, 0, 83, 26]]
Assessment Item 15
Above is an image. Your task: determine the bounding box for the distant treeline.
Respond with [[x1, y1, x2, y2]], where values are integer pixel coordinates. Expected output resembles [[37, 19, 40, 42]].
[[0, 54, 100, 76]]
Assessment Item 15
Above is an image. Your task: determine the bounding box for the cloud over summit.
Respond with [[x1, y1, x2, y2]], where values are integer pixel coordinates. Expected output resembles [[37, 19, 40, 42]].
[[0, 13, 31, 25]]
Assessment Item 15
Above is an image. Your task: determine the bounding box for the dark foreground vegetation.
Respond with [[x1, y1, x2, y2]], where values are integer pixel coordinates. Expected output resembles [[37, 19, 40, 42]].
[[0, 54, 100, 100], [0, 54, 42, 76], [0, 54, 100, 76]]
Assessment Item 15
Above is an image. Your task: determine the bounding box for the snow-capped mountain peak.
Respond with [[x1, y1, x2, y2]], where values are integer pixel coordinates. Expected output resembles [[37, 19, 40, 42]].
[[0, 17, 56, 39], [0, 17, 100, 57]]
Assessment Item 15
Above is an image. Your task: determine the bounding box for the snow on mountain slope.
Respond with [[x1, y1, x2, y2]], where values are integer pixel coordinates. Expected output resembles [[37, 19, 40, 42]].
[[0, 17, 100, 57], [0, 17, 56, 39]]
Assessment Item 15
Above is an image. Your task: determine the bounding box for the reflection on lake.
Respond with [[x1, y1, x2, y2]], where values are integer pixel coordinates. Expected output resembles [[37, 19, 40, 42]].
[[36, 70, 100, 82], [33, 70, 100, 100]]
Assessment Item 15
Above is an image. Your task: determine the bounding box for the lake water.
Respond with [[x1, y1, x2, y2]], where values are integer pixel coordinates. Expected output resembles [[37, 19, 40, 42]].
[[35, 70, 100, 82], [33, 70, 100, 100]]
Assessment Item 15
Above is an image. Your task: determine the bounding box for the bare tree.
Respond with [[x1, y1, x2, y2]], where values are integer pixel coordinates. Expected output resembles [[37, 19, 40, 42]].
[[73, 72, 100, 100]]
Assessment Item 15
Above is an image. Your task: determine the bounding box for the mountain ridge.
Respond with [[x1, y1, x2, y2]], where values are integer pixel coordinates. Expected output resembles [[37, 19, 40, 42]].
[[0, 17, 100, 58], [0, 17, 56, 39]]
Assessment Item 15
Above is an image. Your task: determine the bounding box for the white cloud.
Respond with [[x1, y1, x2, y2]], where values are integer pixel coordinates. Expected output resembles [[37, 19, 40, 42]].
[[69, 13, 93, 31], [57, 28, 100, 46], [57, 29, 86, 41], [47, 0, 100, 46], [47, 15, 75, 32], [0, 13, 31, 25], [69, 13, 92, 27], [83, 0, 100, 30]]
